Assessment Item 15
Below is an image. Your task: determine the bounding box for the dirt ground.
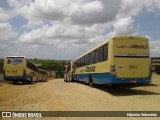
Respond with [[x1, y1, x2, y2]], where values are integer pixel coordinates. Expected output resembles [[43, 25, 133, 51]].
[[0, 74, 160, 120]]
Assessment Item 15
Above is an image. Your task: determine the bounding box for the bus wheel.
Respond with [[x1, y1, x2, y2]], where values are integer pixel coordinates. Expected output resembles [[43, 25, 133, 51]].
[[66, 76, 70, 82], [13, 81, 18, 85], [64, 76, 68, 82], [69, 76, 74, 82], [27, 77, 32, 84], [22, 81, 25, 84], [75, 75, 78, 81], [27, 81, 31, 84], [89, 75, 94, 87], [35, 79, 38, 83], [37, 78, 39, 82], [89, 80, 95, 87]]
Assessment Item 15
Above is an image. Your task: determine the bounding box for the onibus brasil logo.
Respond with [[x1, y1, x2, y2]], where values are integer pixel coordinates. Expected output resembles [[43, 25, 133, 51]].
[[1, 112, 42, 118]]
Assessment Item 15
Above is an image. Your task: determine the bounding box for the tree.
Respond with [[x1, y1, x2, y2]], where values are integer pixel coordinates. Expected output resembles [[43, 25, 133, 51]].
[[32, 59, 65, 78]]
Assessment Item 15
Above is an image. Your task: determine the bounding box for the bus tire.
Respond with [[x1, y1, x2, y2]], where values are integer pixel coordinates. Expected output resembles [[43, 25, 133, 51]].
[[45, 78, 47, 82], [64, 76, 68, 82], [27, 76, 32, 84], [13, 80, 18, 85], [89, 80, 95, 87], [36, 77, 39, 83], [89, 75, 94, 87], [69, 76, 74, 82], [22, 81, 25, 84], [75, 75, 78, 81], [66, 76, 70, 82]]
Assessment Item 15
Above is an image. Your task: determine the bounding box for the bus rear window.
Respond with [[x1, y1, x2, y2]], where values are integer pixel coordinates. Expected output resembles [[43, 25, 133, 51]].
[[6, 57, 24, 64]]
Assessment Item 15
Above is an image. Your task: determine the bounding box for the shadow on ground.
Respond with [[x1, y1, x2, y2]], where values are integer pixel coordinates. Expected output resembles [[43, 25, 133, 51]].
[[72, 81, 160, 96]]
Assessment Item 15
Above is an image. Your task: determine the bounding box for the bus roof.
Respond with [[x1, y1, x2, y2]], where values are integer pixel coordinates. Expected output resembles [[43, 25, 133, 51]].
[[74, 36, 148, 61], [5, 56, 38, 67], [5, 56, 26, 58]]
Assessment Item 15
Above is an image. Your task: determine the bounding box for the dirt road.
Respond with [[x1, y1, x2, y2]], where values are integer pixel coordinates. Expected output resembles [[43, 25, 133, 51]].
[[0, 74, 160, 120]]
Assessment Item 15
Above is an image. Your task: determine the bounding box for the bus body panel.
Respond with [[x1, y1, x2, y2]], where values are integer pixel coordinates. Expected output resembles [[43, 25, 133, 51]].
[[64, 61, 74, 81], [114, 58, 150, 78], [75, 40, 113, 74], [113, 37, 149, 54], [3, 56, 38, 83], [4, 57, 25, 77], [68, 36, 152, 85], [75, 61, 110, 74], [38, 69, 48, 82], [113, 38, 150, 78], [75, 73, 151, 84], [26, 68, 38, 82]]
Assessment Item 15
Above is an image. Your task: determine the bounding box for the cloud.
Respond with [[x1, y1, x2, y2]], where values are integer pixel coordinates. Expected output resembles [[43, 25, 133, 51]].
[[7, 0, 32, 8], [15, 0, 152, 59], [117, 0, 160, 18], [0, 7, 11, 21], [12, 0, 121, 27], [150, 40, 160, 57], [114, 17, 135, 35], [1, 0, 159, 59], [18, 21, 112, 59], [70, 0, 116, 25], [30, 0, 67, 20], [18, 22, 108, 45], [0, 22, 18, 41]]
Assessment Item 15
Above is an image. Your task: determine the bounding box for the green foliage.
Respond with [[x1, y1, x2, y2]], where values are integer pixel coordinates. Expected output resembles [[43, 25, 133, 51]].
[[32, 59, 66, 78]]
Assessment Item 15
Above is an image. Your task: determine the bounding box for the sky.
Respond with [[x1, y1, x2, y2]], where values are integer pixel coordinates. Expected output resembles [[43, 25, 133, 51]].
[[0, 0, 160, 60]]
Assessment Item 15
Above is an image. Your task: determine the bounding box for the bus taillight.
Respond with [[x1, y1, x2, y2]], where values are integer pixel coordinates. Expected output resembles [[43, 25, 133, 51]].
[[23, 70, 26, 76], [3, 70, 5, 76], [110, 64, 116, 76]]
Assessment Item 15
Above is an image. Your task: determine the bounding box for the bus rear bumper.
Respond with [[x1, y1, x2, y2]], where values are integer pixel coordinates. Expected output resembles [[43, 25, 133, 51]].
[[3, 76, 31, 82], [110, 76, 151, 84], [103, 73, 151, 85], [75, 73, 152, 85]]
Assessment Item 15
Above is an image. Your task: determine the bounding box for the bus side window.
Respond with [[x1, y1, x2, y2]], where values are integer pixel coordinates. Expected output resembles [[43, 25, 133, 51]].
[[77, 60, 79, 68], [82, 57, 84, 67], [95, 49, 99, 63], [103, 44, 108, 61], [98, 44, 108, 62], [89, 53, 92, 64], [84, 56, 87, 66], [86, 54, 89, 65], [92, 51, 96, 64], [27, 60, 31, 69], [99, 46, 103, 62]]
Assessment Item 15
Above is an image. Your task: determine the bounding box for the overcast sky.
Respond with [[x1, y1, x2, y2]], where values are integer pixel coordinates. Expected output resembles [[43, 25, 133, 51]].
[[0, 0, 160, 60]]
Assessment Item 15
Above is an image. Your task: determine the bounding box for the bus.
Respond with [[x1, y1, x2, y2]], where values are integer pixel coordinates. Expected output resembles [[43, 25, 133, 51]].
[[3, 56, 39, 84], [38, 69, 48, 82], [64, 36, 152, 86], [64, 61, 74, 82]]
